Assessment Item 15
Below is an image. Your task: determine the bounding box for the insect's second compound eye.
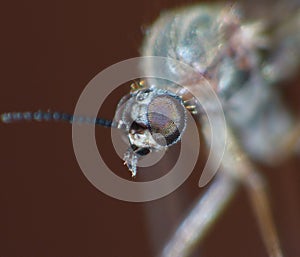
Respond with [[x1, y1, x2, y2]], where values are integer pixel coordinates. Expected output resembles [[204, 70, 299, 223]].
[[147, 94, 187, 146]]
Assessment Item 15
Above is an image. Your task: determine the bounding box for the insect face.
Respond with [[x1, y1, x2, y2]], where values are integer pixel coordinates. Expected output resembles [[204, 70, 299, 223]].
[[115, 87, 187, 176]]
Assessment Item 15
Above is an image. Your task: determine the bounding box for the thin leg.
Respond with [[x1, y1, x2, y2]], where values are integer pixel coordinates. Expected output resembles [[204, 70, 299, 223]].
[[243, 170, 284, 257], [226, 130, 285, 257], [159, 171, 238, 257], [160, 128, 286, 257]]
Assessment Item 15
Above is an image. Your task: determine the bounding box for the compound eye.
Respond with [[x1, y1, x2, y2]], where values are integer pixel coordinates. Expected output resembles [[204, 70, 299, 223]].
[[147, 94, 186, 146]]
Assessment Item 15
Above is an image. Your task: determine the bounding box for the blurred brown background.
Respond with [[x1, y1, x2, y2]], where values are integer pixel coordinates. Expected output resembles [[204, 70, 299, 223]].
[[0, 1, 299, 257]]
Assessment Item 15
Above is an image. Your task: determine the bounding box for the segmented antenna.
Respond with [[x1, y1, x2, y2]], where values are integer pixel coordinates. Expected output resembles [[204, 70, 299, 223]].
[[1, 110, 114, 128]]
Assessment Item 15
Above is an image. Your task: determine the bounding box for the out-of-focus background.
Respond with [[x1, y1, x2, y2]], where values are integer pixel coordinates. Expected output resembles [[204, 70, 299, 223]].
[[0, 1, 299, 257]]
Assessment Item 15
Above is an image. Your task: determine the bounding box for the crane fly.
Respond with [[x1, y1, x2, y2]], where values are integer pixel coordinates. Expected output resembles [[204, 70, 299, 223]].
[[1, 2, 300, 257]]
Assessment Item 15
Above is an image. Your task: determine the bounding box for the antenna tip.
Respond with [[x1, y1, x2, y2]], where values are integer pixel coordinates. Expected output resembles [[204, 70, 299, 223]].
[[1, 113, 11, 123]]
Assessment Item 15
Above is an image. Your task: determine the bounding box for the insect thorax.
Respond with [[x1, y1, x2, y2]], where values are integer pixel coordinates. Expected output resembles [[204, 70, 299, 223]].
[[140, 4, 296, 164]]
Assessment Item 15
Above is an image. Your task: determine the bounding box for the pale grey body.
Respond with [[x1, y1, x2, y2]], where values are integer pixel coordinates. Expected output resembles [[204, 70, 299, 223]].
[[140, 4, 300, 257], [141, 4, 299, 163]]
